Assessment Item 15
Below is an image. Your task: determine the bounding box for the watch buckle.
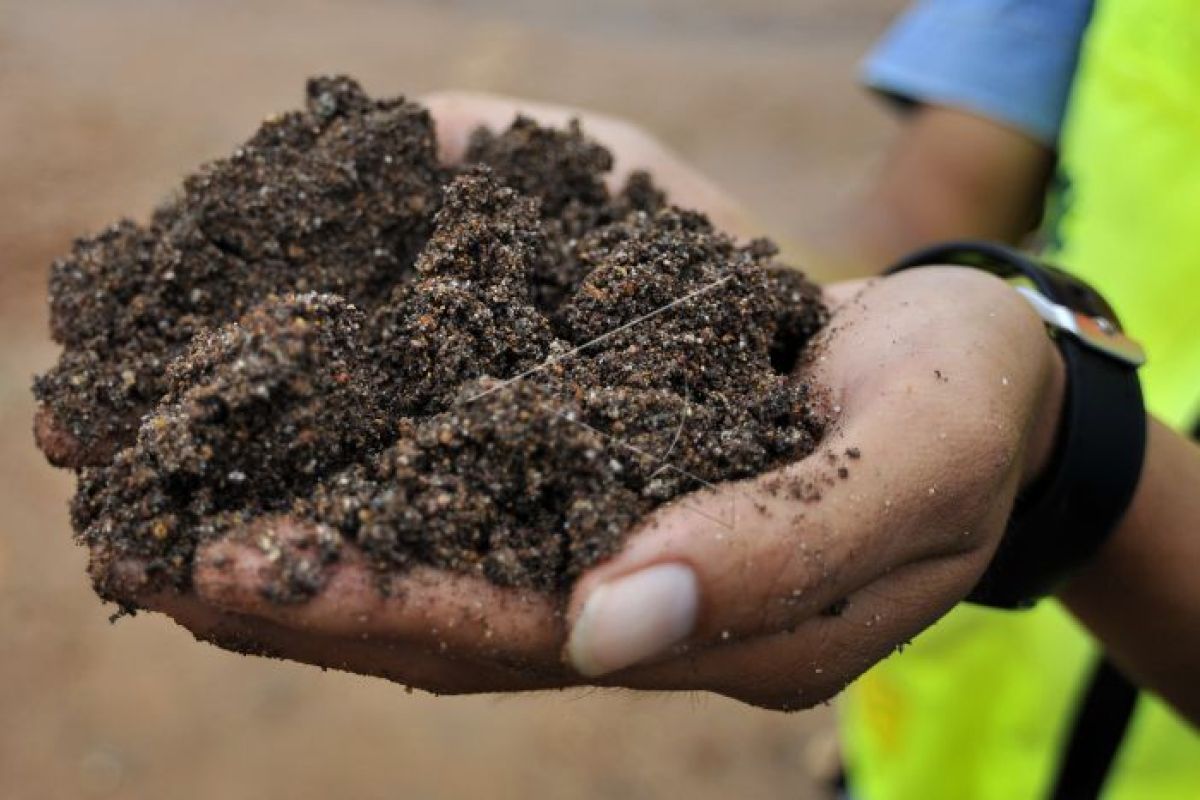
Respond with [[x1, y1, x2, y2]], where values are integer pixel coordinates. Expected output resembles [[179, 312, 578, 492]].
[[1015, 287, 1147, 367]]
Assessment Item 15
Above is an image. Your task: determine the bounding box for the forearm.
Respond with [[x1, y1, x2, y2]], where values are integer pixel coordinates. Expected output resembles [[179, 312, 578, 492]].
[[802, 106, 1054, 281], [1058, 418, 1200, 727]]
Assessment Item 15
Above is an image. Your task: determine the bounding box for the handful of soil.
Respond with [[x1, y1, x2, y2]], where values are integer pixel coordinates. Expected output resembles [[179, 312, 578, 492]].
[[34, 77, 828, 604]]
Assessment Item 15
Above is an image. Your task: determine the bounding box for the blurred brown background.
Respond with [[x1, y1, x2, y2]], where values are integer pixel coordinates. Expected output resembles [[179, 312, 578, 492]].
[[0, 1, 903, 797]]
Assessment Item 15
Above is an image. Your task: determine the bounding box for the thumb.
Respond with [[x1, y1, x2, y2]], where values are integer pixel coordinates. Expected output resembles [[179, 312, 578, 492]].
[[564, 391, 1013, 678], [564, 437, 895, 677]]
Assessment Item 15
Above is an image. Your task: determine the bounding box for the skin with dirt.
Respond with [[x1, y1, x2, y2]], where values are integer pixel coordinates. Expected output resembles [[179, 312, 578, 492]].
[[34, 76, 829, 604]]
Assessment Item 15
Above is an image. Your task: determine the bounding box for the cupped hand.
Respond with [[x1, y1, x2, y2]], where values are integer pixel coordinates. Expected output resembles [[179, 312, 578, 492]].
[[82, 94, 1064, 709], [128, 263, 1062, 708]]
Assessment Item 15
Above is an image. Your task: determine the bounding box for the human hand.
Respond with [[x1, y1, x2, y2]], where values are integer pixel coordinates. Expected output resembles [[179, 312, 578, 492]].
[[559, 266, 1065, 707], [57, 94, 1065, 710], [40, 91, 766, 697], [128, 261, 1063, 710]]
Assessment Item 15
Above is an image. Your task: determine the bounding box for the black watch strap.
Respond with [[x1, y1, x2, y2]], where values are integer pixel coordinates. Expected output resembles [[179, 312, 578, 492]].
[[887, 241, 1147, 608]]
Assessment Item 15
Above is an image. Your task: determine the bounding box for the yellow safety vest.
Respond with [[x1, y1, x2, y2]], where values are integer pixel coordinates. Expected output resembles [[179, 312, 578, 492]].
[[842, 1, 1200, 797]]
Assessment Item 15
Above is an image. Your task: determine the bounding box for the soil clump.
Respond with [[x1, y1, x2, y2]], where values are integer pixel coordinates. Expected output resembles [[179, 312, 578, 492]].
[[34, 76, 828, 601]]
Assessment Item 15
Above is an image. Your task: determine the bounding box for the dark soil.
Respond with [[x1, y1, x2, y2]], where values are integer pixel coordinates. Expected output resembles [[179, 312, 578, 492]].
[[34, 76, 828, 602]]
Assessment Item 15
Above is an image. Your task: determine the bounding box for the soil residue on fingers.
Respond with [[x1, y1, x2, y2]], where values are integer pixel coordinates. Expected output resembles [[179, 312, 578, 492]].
[[35, 76, 830, 604]]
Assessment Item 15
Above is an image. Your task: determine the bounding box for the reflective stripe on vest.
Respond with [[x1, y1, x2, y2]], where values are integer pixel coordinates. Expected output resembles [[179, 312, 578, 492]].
[[841, 1, 1200, 797]]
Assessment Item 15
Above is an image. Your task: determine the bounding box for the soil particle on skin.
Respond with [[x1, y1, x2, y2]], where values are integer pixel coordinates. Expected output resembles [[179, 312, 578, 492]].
[[35, 76, 830, 602]]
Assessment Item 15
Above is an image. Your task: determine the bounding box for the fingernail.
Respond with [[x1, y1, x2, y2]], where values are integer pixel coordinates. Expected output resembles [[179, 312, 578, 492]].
[[567, 562, 699, 677]]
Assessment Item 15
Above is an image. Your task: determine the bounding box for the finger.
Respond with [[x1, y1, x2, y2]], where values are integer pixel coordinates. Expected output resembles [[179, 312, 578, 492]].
[[192, 517, 567, 671], [33, 405, 79, 467], [420, 90, 759, 238], [614, 549, 986, 710], [563, 412, 1011, 679], [142, 591, 568, 694], [421, 90, 637, 172], [33, 405, 117, 468], [562, 427, 928, 678]]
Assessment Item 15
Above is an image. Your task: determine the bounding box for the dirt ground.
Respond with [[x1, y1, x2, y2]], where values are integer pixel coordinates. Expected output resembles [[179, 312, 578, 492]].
[[0, 1, 903, 798]]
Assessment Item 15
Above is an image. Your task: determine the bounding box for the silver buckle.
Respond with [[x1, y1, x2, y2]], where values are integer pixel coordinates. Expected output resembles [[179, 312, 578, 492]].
[[1016, 287, 1146, 367]]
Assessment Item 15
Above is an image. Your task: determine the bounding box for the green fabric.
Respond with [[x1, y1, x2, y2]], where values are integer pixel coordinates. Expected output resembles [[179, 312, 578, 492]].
[[1047, 0, 1200, 431], [842, 1, 1200, 797]]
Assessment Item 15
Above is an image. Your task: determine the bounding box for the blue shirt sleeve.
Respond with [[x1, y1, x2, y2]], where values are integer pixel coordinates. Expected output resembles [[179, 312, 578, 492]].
[[862, 0, 1094, 146]]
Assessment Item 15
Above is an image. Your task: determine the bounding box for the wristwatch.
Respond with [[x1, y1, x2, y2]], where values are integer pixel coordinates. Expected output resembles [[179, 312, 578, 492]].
[[887, 241, 1147, 608]]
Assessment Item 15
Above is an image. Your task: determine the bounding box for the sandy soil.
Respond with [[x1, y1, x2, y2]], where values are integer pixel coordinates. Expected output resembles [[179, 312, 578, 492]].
[[0, 1, 902, 797]]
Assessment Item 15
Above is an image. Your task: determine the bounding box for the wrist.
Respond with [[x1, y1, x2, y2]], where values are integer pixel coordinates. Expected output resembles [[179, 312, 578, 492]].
[[886, 242, 1146, 607], [1021, 332, 1068, 490]]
